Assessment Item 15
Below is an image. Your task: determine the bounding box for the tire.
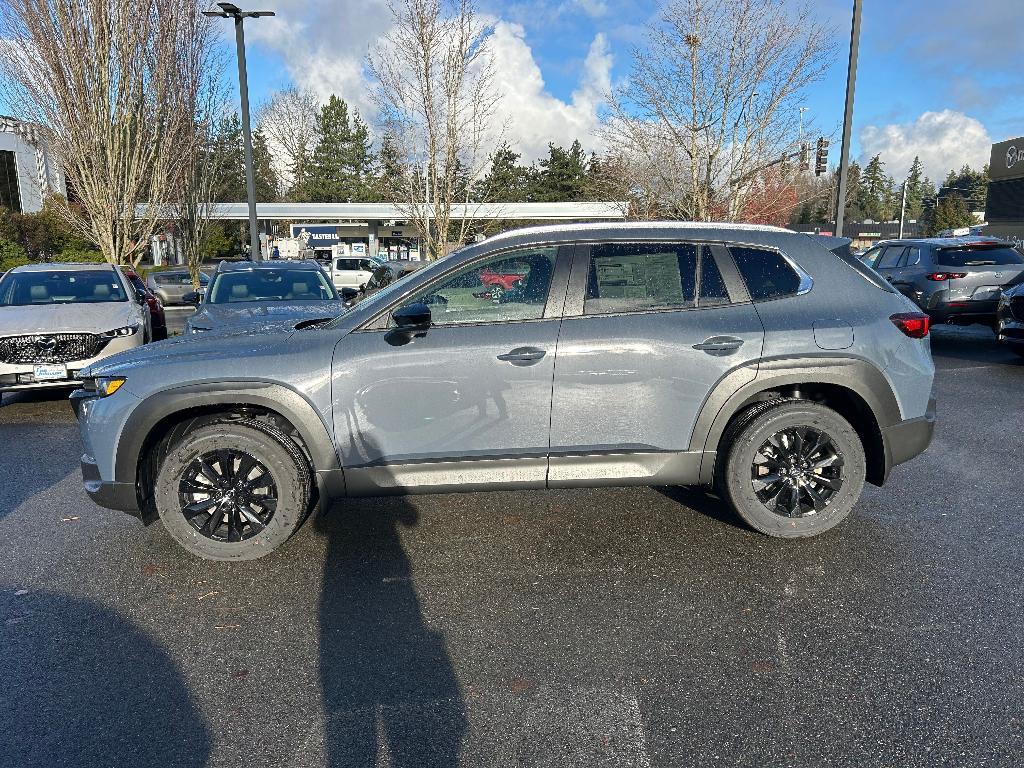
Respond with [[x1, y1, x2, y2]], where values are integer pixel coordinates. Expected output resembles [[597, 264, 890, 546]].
[[717, 400, 866, 539], [152, 418, 311, 561]]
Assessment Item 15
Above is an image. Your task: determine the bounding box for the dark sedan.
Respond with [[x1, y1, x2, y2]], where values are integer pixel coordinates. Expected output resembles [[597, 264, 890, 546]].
[[996, 282, 1024, 358], [184, 261, 343, 334]]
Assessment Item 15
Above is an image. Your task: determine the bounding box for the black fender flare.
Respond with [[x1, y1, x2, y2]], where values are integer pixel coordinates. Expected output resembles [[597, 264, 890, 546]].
[[690, 355, 902, 485], [113, 380, 343, 491]]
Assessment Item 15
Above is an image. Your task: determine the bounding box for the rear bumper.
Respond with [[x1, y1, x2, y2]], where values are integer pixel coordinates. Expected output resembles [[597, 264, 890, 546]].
[[927, 299, 998, 323], [81, 452, 139, 512], [883, 396, 936, 471]]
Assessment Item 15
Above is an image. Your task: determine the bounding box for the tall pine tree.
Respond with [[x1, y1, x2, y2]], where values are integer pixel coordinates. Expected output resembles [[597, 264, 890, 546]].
[[306, 95, 374, 203], [530, 140, 590, 202]]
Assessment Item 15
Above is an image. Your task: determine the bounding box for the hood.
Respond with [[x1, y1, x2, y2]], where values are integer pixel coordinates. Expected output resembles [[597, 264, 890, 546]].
[[190, 301, 344, 331], [0, 302, 138, 336], [83, 322, 292, 377]]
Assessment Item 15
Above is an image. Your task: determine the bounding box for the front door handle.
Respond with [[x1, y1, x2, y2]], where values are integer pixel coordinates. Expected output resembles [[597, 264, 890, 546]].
[[497, 347, 546, 365], [692, 336, 744, 353]]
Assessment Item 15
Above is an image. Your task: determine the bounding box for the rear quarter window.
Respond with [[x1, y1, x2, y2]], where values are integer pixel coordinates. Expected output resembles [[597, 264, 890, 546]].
[[831, 247, 897, 292], [729, 246, 803, 301]]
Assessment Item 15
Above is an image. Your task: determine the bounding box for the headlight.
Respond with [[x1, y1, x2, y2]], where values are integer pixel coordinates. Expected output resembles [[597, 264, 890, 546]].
[[102, 324, 141, 338], [83, 376, 127, 397]]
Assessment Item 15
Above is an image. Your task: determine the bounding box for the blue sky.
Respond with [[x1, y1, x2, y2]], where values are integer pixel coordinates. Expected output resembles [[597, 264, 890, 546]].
[[231, 0, 1023, 183]]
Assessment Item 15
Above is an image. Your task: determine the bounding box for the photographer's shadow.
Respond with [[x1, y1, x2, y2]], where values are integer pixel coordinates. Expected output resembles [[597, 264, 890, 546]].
[[316, 463, 466, 767]]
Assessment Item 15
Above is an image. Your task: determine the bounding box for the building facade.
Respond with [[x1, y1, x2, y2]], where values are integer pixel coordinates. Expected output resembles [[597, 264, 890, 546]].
[[985, 136, 1024, 245], [0, 116, 65, 214]]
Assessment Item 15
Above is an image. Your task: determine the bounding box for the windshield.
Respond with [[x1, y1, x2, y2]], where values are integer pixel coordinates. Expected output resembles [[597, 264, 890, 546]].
[[206, 268, 337, 305], [936, 246, 1024, 267], [0, 269, 128, 306]]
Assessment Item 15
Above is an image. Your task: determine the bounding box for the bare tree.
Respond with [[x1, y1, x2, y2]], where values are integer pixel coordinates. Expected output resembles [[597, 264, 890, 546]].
[[256, 87, 321, 200], [604, 0, 834, 222], [367, 0, 500, 258], [0, 0, 214, 265]]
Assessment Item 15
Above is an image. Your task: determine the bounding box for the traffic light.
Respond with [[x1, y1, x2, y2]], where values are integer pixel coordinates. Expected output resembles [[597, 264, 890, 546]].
[[799, 143, 810, 172], [815, 137, 829, 176]]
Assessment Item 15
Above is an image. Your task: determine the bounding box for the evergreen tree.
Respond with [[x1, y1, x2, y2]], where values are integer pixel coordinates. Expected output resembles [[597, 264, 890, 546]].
[[252, 129, 279, 202], [474, 143, 531, 202], [904, 156, 925, 220], [306, 95, 374, 203], [922, 192, 973, 236], [210, 113, 246, 203], [530, 140, 590, 202], [842, 161, 866, 222], [859, 154, 892, 221], [370, 133, 405, 203]]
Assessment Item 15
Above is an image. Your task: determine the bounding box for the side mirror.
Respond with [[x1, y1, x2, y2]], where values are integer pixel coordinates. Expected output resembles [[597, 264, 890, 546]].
[[134, 289, 148, 305], [392, 302, 431, 332], [182, 290, 203, 305], [340, 287, 359, 302]]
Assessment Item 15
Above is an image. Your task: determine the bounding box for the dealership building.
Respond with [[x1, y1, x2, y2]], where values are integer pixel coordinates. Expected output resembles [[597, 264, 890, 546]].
[[0, 116, 65, 214], [985, 136, 1024, 245]]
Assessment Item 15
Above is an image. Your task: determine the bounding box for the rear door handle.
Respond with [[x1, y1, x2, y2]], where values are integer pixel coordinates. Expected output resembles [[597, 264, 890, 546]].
[[497, 347, 546, 365], [692, 336, 744, 353]]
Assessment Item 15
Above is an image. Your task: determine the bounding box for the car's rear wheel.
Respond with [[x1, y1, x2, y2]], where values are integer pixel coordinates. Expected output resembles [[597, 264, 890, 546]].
[[153, 419, 311, 560], [717, 400, 866, 538]]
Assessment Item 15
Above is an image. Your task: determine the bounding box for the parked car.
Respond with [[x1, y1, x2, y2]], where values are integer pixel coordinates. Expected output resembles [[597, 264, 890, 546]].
[[73, 222, 935, 560], [861, 237, 1024, 326], [146, 269, 210, 306], [359, 259, 426, 300], [122, 267, 167, 341], [996, 282, 1024, 357], [0, 263, 150, 393], [184, 260, 343, 334], [331, 257, 375, 292]]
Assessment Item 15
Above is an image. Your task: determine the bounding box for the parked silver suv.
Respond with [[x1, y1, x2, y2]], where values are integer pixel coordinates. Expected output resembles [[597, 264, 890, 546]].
[[73, 223, 936, 560], [0, 263, 150, 393]]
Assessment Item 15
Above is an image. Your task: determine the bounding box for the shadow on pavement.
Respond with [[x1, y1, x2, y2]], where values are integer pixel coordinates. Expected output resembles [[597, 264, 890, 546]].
[[316, 494, 467, 767], [929, 326, 1023, 367], [655, 485, 749, 532], [0, 589, 211, 768]]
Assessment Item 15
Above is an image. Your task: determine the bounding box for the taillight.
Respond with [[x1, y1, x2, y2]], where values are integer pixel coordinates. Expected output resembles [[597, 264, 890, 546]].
[[890, 312, 930, 338], [926, 272, 967, 281]]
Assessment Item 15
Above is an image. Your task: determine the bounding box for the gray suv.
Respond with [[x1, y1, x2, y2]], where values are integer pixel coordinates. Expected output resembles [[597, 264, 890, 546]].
[[862, 237, 1024, 325], [146, 270, 210, 305], [73, 223, 936, 561]]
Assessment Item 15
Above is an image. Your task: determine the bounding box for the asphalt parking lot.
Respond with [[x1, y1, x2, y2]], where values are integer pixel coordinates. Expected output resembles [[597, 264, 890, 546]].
[[1, 325, 1022, 768]]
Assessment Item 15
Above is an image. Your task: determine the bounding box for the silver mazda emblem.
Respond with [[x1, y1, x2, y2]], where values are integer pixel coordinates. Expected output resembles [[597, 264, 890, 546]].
[[33, 335, 58, 354]]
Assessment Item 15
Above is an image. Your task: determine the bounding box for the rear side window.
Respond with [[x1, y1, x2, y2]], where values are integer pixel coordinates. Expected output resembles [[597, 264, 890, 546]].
[[729, 246, 802, 301], [936, 247, 1024, 267], [875, 246, 904, 269], [583, 243, 728, 315]]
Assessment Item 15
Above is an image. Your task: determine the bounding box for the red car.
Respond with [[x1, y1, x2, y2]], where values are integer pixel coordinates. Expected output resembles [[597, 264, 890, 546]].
[[479, 265, 529, 293], [122, 266, 167, 340]]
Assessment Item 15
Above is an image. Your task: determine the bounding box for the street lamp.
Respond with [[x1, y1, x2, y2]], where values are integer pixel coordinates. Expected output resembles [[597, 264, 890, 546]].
[[833, 0, 862, 238], [203, 2, 274, 261]]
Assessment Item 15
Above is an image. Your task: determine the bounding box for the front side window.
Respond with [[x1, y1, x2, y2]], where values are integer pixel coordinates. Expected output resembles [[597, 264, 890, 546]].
[[875, 246, 905, 270], [0, 270, 128, 306], [402, 247, 558, 325], [584, 243, 727, 315], [206, 269, 336, 304], [729, 246, 803, 301]]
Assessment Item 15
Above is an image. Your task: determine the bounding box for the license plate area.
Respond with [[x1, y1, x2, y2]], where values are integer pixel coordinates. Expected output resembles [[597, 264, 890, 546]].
[[33, 363, 68, 381]]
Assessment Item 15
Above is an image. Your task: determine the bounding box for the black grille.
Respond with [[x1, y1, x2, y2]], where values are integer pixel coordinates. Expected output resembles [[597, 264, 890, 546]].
[[0, 333, 109, 364], [1011, 296, 1024, 323]]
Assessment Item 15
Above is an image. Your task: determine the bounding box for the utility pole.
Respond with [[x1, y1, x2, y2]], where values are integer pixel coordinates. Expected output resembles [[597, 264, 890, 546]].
[[898, 179, 908, 239], [834, 0, 862, 239], [203, 3, 275, 261]]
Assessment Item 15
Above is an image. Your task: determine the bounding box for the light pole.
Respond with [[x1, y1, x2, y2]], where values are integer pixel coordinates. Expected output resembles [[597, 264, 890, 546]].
[[203, 2, 274, 261], [833, 0, 862, 238]]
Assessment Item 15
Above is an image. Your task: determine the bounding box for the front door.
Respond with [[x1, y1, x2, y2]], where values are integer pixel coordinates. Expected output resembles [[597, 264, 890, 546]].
[[331, 245, 571, 494], [548, 241, 764, 486]]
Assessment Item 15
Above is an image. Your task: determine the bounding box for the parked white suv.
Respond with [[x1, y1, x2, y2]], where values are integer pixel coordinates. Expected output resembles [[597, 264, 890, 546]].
[[0, 263, 150, 393], [330, 257, 374, 291]]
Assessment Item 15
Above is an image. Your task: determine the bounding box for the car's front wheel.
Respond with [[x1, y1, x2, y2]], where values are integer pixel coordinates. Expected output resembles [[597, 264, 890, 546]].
[[717, 400, 866, 538], [153, 419, 311, 560]]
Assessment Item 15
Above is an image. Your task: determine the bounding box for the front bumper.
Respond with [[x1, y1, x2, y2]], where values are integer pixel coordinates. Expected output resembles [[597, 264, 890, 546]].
[[0, 334, 142, 392], [884, 396, 936, 470], [80, 452, 139, 512]]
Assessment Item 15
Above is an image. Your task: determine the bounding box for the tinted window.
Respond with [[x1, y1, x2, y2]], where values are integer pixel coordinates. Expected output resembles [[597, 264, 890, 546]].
[[0, 150, 21, 213], [206, 269, 337, 304], [875, 246, 905, 269], [335, 258, 371, 271], [0, 270, 128, 306], [860, 247, 882, 266], [936, 246, 1024, 267], [585, 242, 714, 315], [900, 247, 921, 267], [699, 248, 730, 306], [404, 247, 557, 325], [125, 273, 147, 293], [729, 247, 802, 301]]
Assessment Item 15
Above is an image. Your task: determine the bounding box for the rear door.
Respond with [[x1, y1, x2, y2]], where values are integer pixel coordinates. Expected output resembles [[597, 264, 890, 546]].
[[548, 240, 764, 486]]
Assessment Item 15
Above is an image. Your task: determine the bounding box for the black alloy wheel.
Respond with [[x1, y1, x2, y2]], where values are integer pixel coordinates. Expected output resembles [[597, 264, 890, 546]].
[[178, 449, 278, 542], [750, 426, 844, 518]]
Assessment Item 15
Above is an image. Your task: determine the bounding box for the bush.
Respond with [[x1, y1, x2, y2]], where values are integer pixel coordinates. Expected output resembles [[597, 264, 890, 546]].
[[0, 237, 29, 272], [53, 248, 106, 263]]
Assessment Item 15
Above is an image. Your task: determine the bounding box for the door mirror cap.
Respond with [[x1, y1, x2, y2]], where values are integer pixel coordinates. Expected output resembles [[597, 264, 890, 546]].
[[134, 289, 148, 305], [182, 290, 203, 305], [391, 302, 431, 332], [340, 287, 359, 301]]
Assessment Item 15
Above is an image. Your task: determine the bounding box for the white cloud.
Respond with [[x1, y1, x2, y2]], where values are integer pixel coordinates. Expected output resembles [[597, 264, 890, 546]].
[[572, 0, 608, 17], [487, 22, 611, 160], [859, 110, 992, 182], [242, 4, 610, 162]]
